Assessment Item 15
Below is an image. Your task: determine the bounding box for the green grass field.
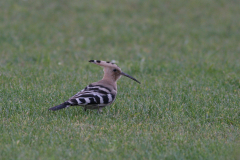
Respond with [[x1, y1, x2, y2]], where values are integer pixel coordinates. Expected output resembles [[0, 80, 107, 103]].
[[1, 0, 240, 159]]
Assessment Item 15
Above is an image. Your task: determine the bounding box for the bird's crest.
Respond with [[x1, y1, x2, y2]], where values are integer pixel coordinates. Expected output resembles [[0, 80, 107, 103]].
[[89, 60, 120, 69]]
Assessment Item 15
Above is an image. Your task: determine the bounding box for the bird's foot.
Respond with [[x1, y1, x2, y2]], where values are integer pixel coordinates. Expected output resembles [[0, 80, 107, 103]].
[[97, 108, 103, 114]]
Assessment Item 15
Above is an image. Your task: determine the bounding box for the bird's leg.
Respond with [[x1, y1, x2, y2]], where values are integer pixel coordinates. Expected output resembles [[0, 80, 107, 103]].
[[97, 108, 103, 114], [84, 108, 87, 112]]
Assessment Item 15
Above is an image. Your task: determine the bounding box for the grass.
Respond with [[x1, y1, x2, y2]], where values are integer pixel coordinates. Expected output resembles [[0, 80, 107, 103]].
[[1, 0, 240, 159]]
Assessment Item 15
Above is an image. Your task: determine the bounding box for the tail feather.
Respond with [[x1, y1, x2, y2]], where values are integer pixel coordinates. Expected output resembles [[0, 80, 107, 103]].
[[49, 102, 70, 111]]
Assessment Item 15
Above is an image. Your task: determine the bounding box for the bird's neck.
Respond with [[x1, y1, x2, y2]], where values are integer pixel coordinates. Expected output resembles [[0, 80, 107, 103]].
[[101, 77, 117, 90], [102, 77, 116, 84]]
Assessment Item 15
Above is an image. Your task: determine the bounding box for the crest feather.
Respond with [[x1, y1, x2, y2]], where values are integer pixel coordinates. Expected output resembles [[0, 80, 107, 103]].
[[89, 60, 120, 69]]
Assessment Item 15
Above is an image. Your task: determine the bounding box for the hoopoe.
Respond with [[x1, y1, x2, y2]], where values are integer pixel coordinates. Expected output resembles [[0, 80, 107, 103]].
[[49, 60, 140, 113]]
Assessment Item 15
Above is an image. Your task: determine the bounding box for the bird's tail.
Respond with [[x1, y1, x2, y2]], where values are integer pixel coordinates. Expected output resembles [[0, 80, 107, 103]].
[[49, 102, 70, 111]]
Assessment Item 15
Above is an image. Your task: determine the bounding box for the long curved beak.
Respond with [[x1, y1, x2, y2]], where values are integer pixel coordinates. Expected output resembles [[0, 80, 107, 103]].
[[121, 72, 141, 84]]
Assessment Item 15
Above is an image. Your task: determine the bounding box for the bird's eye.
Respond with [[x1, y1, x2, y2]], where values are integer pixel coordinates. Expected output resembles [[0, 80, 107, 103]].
[[113, 69, 117, 72]]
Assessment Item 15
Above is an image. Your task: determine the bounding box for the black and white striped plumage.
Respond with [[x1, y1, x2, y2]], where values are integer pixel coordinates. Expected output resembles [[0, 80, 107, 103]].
[[49, 83, 116, 112], [49, 60, 140, 113]]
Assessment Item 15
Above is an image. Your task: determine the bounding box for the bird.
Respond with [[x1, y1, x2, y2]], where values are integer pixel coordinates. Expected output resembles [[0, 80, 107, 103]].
[[49, 60, 140, 113]]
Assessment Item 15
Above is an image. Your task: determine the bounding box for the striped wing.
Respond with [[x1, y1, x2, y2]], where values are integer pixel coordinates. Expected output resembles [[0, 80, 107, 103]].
[[67, 84, 115, 106]]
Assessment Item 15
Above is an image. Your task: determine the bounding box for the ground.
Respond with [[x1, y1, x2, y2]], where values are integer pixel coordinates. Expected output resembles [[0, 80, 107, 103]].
[[0, 0, 240, 159]]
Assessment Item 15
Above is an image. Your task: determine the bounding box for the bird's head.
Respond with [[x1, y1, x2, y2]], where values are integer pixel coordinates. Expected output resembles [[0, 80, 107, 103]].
[[89, 60, 140, 84]]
